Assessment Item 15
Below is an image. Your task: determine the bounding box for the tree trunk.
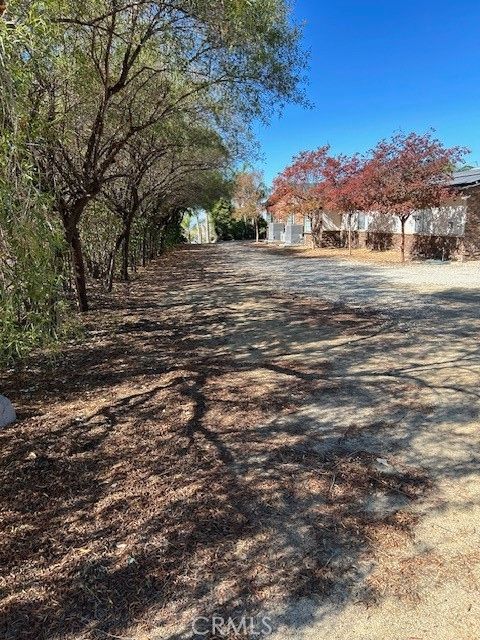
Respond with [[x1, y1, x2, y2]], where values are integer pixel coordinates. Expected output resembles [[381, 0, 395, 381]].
[[69, 228, 89, 312], [196, 214, 202, 244], [400, 217, 406, 263], [205, 212, 211, 244], [106, 252, 116, 293], [254, 218, 259, 243], [121, 233, 129, 280], [131, 247, 137, 273], [311, 211, 323, 248], [121, 219, 132, 281], [142, 232, 147, 267], [348, 212, 353, 256], [61, 197, 90, 312], [106, 230, 127, 292], [148, 230, 154, 260]]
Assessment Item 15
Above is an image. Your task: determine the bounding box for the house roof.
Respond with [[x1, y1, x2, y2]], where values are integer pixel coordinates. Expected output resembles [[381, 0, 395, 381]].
[[450, 168, 480, 188]]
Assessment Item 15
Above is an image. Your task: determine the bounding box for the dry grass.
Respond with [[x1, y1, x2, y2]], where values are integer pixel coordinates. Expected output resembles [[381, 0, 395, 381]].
[[256, 242, 408, 265]]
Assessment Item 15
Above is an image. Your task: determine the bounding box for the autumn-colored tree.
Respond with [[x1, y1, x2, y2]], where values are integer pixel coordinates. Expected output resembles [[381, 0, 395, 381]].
[[232, 171, 265, 242], [362, 132, 468, 262], [270, 146, 330, 247], [322, 154, 365, 255]]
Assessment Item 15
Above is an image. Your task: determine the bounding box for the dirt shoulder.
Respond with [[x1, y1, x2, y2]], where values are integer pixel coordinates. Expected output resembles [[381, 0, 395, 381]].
[[256, 241, 405, 264], [1, 244, 479, 640]]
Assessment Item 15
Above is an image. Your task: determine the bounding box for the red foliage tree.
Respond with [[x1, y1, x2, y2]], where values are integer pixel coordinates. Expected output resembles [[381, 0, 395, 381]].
[[322, 153, 365, 255], [269, 146, 330, 247], [361, 131, 468, 262]]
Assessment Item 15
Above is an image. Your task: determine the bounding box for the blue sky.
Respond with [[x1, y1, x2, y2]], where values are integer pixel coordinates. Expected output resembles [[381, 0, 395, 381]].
[[256, 0, 480, 186]]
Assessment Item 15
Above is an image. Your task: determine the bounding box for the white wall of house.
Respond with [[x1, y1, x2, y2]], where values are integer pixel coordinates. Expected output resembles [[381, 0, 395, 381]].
[[412, 203, 467, 236], [277, 199, 467, 239], [343, 201, 467, 237], [323, 212, 343, 230], [301, 212, 347, 232]]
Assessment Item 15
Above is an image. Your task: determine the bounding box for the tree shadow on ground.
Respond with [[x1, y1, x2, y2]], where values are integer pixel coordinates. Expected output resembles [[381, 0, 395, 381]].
[[1, 245, 479, 639]]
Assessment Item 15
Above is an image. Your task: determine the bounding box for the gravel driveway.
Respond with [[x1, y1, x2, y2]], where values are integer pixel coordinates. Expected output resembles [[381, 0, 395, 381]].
[[220, 243, 480, 640], [227, 243, 480, 323]]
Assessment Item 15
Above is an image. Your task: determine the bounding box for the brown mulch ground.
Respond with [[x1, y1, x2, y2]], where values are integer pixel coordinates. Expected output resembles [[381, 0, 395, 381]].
[[0, 246, 432, 640]]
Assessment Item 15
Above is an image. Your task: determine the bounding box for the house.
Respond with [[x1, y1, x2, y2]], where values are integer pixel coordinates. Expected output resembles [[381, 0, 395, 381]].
[[267, 168, 480, 260]]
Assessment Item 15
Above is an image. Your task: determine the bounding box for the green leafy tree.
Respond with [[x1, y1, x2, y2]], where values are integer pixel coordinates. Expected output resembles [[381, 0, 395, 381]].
[[9, 0, 306, 310], [0, 10, 70, 363], [211, 199, 236, 240]]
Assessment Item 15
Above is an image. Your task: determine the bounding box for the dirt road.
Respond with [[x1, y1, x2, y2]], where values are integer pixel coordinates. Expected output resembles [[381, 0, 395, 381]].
[[1, 243, 479, 640]]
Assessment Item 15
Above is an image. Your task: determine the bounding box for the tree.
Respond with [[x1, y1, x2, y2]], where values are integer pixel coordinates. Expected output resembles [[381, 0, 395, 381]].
[[139, 161, 230, 251], [232, 171, 265, 242], [1, 0, 307, 362], [181, 210, 196, 243], [1, 8, 68, 363], [13, 0, 306, 310], [210, 196, 264, 241], [362, 131, 468, 262], [270, 146, 330, 247], [210, 199, 235, 240], [100, 120, 229, 286], [322, 154, 365, 255], [100, 134, 168, 288]]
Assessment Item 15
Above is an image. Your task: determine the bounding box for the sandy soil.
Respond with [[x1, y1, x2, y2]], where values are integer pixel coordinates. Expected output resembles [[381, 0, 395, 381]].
[[1, 243, 479, 640]]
